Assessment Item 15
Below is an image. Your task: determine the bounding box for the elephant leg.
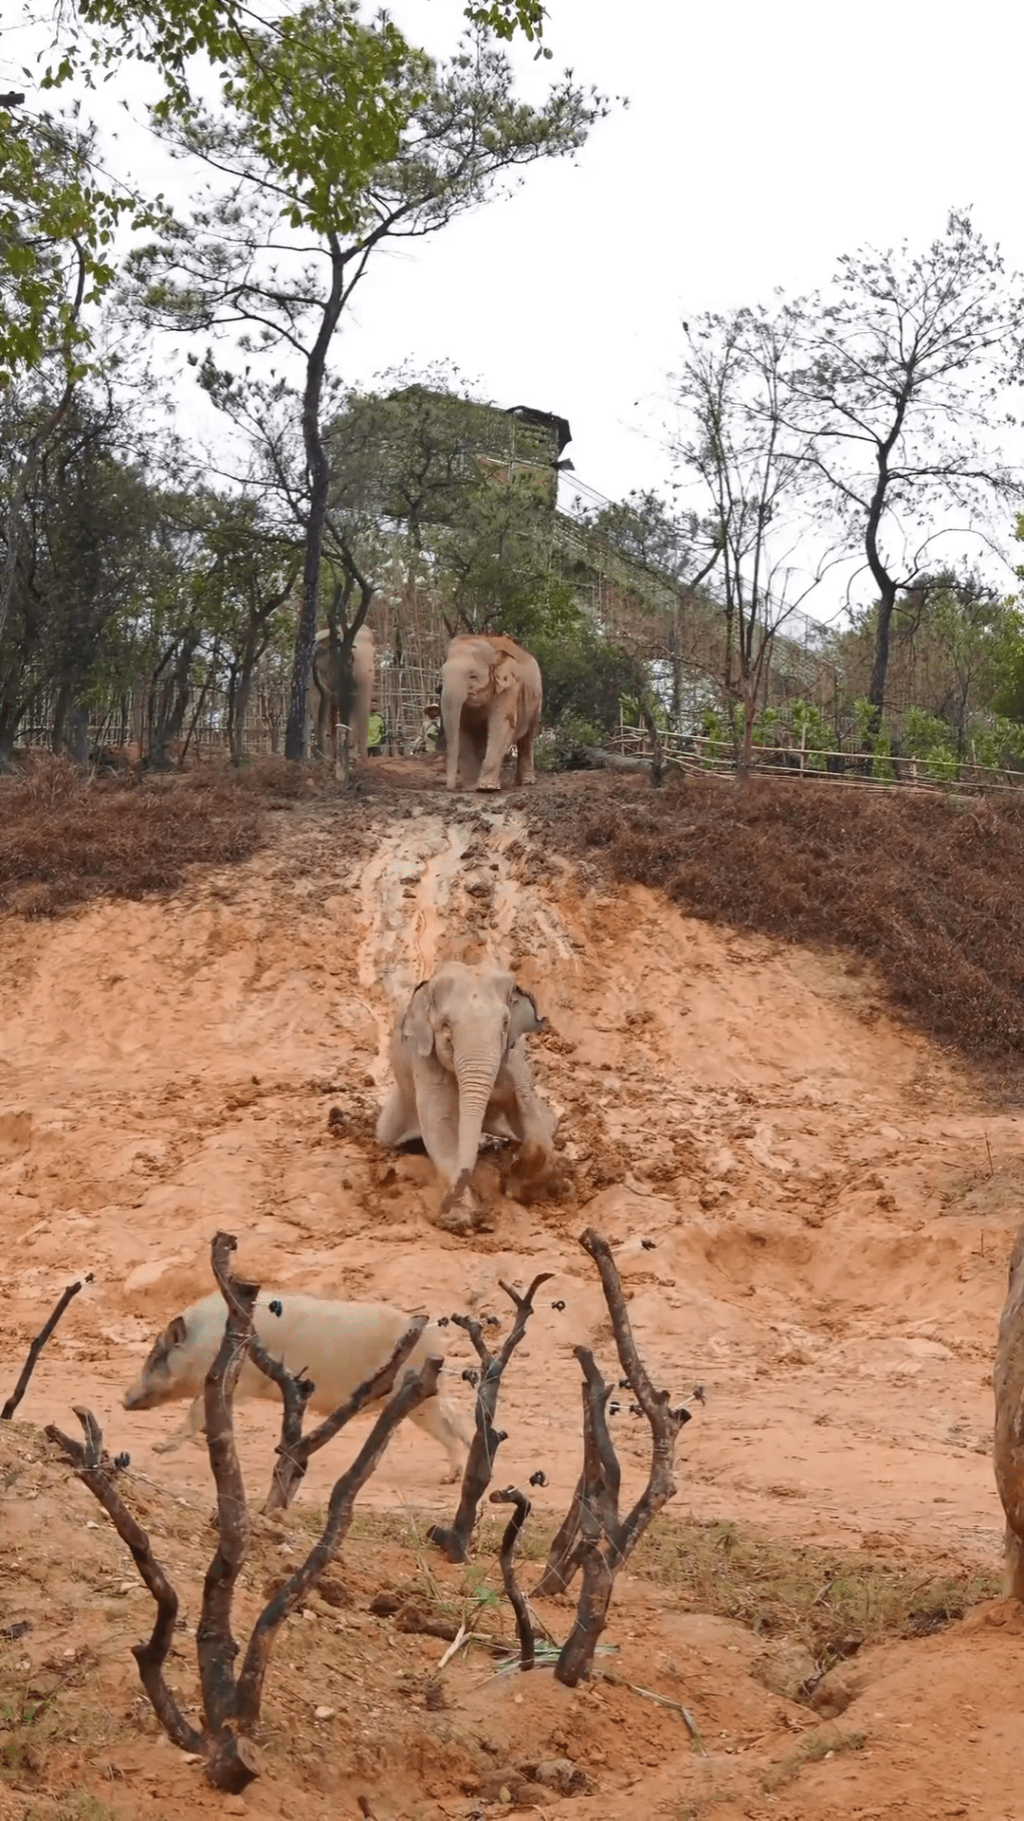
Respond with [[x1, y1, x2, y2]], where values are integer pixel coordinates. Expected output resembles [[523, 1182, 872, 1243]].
[[477, 715, 513, 792], [318, 694, 333, 763], [495, 1062, 556, 1156], [489, 1055, 557, 1197], [376, 1078, 421, 1148], [515, 723, 538, 786], [457, 727, 482, 790], [410, 1056, 462, 1189]]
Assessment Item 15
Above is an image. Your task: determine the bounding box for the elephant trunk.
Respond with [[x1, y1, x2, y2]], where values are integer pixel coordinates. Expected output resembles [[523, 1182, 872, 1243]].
[[450, 1025, 504, 1198], [441, 672, 466, 791]]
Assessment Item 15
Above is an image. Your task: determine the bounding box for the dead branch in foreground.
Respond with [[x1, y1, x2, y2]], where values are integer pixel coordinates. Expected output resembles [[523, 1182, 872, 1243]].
[[540, 1228, 693, 1688], [428, 1272, 552, 1564], [47, 1230, 440, 1792], [994, 1221, 1024, 1597], [255, 1312, 428, 1513], [244, 1320, 314, 1512], [534, 1472, 585, 1597], [490, 1487, 534, 1670], [2, 1274, 93, 1421], [45, 1405, 202, 1755]]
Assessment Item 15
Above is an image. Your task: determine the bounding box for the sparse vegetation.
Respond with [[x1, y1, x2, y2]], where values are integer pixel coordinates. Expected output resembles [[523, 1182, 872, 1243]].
[[625, 1516, 1000, 1665], [342, 1507, 1000, 1674], [763, 1724, 868, 1792], [529, 770, 1024, 1073], [0, 755, 274, 917]]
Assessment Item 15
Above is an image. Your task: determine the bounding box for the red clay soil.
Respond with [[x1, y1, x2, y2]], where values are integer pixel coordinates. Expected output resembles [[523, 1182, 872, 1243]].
[[0, 758, 1021, 1819]]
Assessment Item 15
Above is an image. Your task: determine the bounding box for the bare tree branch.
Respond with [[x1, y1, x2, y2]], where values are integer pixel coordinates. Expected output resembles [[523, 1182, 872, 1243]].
[[428, 1273, 552, 1563], [236, 1355, 442, 1724], [531, 1231, 693, 1688], [45, 1231, 437, 1793], [45, 1408, 203, 1756], [489, 1486, 534, 1669], [257, 1315, 428, 1512], [3, 1274, 93, 1421]]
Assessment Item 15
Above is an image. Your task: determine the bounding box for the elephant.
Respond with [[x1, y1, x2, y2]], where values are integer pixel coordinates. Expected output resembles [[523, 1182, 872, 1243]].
[[307, 623, 375, 769], [440, 634, 542, 792], [376, 961, 558, 1228]]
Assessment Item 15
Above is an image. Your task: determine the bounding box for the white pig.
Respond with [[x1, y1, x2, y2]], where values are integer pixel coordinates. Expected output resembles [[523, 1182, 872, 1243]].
[[122, 1290, 473, 1481]]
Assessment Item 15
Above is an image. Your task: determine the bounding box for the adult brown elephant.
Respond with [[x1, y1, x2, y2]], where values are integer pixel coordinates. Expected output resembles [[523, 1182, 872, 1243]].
[[307, 623, 375, 769], [440, 633, 542, 792], [376, 961, 557, 1229]]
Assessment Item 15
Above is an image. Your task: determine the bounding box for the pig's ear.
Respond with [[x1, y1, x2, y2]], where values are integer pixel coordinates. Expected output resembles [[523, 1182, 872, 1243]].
[[165, 1315, 187, 1349]]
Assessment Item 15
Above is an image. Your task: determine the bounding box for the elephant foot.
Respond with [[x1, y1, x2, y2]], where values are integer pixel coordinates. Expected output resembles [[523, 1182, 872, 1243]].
[[475, 782, 501, 794], [440, 1169, 478, 1234], [438, 1200, 475, 1236]]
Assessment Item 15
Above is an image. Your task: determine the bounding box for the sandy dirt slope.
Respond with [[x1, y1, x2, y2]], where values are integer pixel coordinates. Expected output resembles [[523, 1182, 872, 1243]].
[[1, 777, 1022, 1819]]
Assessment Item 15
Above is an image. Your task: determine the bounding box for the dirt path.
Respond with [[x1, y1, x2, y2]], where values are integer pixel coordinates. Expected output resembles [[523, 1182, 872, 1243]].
[[0, 783, 1021, 1818]]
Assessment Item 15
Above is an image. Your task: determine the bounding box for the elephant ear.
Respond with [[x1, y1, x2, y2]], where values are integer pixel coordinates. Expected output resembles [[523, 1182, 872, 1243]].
[[508, 984, 548, 1046], [492, 658, 517, 695], [402, 982, 435, 1058]]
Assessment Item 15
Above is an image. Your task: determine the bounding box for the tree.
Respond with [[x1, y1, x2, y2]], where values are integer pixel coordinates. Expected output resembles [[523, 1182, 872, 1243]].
[[838, 569, 1011, 757], [533, 624, 648, 737], [130, 20, 605, 757], [672, 305, 831, 766], [432, 472, 580, 645], [0, 382, 162, 763], [325, 370, 580, 645], [794, 209, 1024, 735], [570, 488, 720, 728], [0, 104, 146, 649], [52, 0, 551, 114], [183, 493, 300, 764]]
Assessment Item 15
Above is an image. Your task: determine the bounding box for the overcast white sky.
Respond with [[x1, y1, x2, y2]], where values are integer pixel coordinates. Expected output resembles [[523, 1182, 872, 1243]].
[[9, 0, 1024, 618]]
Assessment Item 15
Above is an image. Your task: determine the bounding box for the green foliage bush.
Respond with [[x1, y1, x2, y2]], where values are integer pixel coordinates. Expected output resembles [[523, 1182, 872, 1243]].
[[533, 628, 649, 736]]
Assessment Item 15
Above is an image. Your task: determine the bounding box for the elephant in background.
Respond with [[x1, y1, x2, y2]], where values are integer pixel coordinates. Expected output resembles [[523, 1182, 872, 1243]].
[[308, 623, 375, 769], [440, 634, 542, 792], [376, 961, 558, 1229]]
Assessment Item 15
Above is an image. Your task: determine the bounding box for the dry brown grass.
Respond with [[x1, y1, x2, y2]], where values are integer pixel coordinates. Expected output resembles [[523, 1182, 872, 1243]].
[[340, 1507, 1000, 1673], [0, 755, 275, 918], [527, 771, 1024, 1074]]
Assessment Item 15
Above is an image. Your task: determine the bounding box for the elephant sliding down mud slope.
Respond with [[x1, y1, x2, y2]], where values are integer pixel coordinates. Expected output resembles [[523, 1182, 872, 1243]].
[[307, 623, 375, 769], [440, 634, 542, 792], [376, 961, 558, 1230]]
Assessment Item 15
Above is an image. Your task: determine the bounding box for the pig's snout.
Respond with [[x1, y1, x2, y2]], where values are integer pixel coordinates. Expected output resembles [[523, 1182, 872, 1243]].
[[122, 1382, 159, 1411]]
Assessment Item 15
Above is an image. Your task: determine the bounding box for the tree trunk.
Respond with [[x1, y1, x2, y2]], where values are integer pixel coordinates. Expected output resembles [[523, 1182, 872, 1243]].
[[50, 678, 72, 755], [230, 619, 262, 765], [0, 381, 77, 653], [739, 689, 756, 770], [149, 631, 201, 769], [70, 701, 89, 765], [284, 241, 346, 762], [866, 575, 898, 734], [639, 699, 664, 789], [671, 597, 682, 730]]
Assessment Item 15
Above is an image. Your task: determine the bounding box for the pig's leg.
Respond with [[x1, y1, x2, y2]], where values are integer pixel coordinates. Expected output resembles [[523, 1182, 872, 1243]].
[[152, 1394, 206, 1454], [409, 1393, 473, 1483]]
